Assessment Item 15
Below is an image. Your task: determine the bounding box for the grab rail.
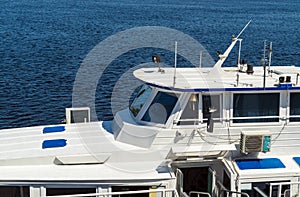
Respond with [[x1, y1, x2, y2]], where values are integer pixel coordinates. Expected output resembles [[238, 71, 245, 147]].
[[253, 187, 268, 197], [217, 180, 249, 197], [46, 188, 179, 197], [189, 191, 211, 197], [269, 181, 300, 197], [220, 189, 250, 197]]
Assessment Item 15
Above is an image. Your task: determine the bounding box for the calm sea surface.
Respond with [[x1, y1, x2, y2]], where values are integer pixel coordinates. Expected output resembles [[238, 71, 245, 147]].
[[0, 0, 299, 129]]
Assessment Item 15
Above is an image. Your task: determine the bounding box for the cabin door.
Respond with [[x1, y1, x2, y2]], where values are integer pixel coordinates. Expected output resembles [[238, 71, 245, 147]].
[[177, 167, 215, 196]]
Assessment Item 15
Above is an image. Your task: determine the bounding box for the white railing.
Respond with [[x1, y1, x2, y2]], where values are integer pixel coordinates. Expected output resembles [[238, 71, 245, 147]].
[[217, 181, 249, 197], [189, 191, 211, 197], [46, 188, 179, 197], [269, 181, 300, 197]]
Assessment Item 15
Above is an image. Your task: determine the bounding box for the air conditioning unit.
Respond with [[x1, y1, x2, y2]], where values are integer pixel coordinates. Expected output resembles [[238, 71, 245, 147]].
[[65, 107, 90, 124], [240, 131, 271, 153]]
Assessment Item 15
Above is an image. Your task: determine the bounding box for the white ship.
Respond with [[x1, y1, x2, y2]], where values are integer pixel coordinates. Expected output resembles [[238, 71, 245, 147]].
[[1, 22, 300, 197]]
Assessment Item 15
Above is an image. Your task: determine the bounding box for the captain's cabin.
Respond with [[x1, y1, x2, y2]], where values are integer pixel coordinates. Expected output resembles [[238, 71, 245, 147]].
[[112, 65, 300, 153], [129, 66, 300, 128]]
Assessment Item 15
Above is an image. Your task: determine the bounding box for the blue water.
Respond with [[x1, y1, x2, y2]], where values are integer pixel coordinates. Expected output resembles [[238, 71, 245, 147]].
[[0, 0, 299, 129]]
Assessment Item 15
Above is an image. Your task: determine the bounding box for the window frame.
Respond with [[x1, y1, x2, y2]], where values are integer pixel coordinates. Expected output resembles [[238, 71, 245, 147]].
[[201, 93, 224, 124], [230, 91, 281, 126], [288, 91, 300, 123], [176, 93, 200, 127], [136, 88, 181, 128], [129, 84, 153, 117], [173, 92, 224, 129]]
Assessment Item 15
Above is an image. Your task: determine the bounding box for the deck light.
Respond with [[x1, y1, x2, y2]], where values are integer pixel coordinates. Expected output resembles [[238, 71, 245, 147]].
[[189, 94, 198, 110], [152, 55, 161, 64], [189, 94, 198, 102], [152, 55, 163, 72]]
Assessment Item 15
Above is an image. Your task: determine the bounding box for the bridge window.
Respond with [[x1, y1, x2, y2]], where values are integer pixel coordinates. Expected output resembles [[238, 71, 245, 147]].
[[290, 93, 300, 122], [240, 181, 290, 197], [46, 188, 95, 196], [142, 92, 178, 124], [129, 85, 152, 117], [233, 93, 279, 123], [178, 94, 199, 125], [112, 186, 149, 197], [203, 94, 222, 122]]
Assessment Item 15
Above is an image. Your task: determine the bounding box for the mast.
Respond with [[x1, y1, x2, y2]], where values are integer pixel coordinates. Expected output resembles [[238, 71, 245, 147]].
[[268, 42, 273, 71], [237, 38, 242, 67], [173, 41, 177, 87], [199, 50, 203, 68], [263, 40, 267, 89], [212, 20, 252, 71]]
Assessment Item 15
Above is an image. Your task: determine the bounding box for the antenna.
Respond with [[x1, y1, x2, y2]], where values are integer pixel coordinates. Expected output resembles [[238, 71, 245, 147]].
[[236, 20, 252, 39], [211, 20, 252, 71], [263, 40, 267, 89], [173, 41, 177, 87], [199, 50, 202, 68], [268, 42, 273, 71], [237, 38, 242, 66]]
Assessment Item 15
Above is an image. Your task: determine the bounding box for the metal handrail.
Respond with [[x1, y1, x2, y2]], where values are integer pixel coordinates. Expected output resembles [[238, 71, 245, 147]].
[[189, 191, 211, 197], [46, 188, 179, 197], [232, 115, 279, 120], [269, 181, 300, 197], [217, 180, 249, 197], [253, 187, 268, 197], [220, 189, 250, 197], [176, 168, 184, 193], [180, 191, 189, 197]]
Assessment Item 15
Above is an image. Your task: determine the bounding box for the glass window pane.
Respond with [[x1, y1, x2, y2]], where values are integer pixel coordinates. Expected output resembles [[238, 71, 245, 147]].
[[203, 94, 221, 122], [290, 93, 300, 122], [142, 92, 178, 124], [46, 188, 96, 196], [178, 94, 199, 125], [233, 93, 279, 123], [129, 85, 152, 117]]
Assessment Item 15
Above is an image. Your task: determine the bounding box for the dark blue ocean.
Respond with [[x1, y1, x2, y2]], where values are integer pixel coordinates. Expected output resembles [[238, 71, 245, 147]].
[[0, 0, 299, 129]]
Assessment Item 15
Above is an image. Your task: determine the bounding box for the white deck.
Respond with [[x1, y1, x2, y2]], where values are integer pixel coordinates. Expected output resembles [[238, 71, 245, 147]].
[[0, 122, 173, 183]]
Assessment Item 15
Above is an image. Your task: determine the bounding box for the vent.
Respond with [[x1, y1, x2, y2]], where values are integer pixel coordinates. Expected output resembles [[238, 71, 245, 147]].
[[240, 131, 271, 153], [66, 107, 90, 124]]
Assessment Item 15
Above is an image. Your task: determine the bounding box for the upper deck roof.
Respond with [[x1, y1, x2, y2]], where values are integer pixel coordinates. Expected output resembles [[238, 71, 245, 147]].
[[134, 65, 300, 92], [0, 121, 173, 181]]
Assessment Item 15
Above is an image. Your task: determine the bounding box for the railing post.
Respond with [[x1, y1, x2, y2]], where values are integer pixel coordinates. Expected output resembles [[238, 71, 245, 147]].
[[278, 184, 282, 197]]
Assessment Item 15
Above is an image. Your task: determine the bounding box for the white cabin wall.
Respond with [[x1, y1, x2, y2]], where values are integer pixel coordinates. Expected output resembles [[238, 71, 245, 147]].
[[280, 90, 289, 123], [224, 92, 232, 127]]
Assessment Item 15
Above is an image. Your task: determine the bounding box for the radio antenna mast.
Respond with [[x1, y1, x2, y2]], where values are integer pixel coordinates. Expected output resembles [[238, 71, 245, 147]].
[[173, 41, 177, 87], [211, 20, 252, 71], [268, 42, 273, 71]]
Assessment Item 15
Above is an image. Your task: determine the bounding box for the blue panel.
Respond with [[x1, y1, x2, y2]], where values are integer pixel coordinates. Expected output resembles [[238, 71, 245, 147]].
[[236, 158, 285, 170], [42, 139, 67, 149], [43, 126, 65, 133], [293, 157, 300, 166], [279, 83, 292, 89]]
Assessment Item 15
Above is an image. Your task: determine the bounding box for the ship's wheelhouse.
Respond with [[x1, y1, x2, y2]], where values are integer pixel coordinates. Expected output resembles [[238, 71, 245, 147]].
[[129, 84, 300, 129], [129, 84, 224, 129]]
